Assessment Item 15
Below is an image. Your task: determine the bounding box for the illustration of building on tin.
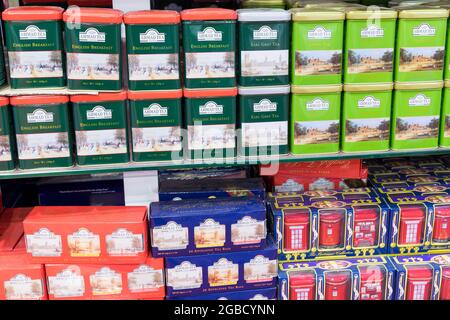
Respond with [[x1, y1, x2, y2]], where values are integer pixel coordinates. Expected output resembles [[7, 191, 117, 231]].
[[294, 121, 339, 145], [395, 116, 440, 140], [295, 50, 341, 75], [89, 267, 123, 296], [345, 118, 390, 142], [188, 124, 236, 150], [347, 48, 393, 74], [399, 47, 444, 72], [241, 50, 288, 76], [208, 258, 239, 287], [242, 121, 288, 147]]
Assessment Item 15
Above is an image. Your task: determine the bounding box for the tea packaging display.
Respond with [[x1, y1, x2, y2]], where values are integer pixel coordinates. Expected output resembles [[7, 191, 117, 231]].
[[0, 97, 14, 172], [171, 287, 276, 300]]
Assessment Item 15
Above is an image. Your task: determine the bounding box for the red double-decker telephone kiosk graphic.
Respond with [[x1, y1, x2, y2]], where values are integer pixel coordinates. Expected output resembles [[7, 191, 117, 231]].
[[284, 209, 310, 251], [405, 265, 433, 300], [289, 271, 316, 300]]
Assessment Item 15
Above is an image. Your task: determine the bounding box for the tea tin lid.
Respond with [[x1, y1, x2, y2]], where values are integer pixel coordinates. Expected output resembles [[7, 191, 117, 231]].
[[128, 89, 183, 100], [291, 8, 345, 21], [290, 272, 316, 285], [123, 10, 180, 25], [346, 8, 398, 19], [237, 8, 291, 21], [63, 7, 123, 24], [184, 87, 238, 98], [399, 206, 425, 219], [10, 95, 69, 106], [0, 97, 9, 107], [320, 212, 343, 223], [326, 272, 350, 284], [2, 6, 64, 21], [292, 84, 342, 94], [284, 213, 310, 224], [435, 206, 450, 218], [354, 208, 379, 221], [70, 91, 127, 103], [407, 266, 433, 280], [239, 85, 290, 95], [181, 8, 237, 21], [394, 81, 444, 90], [398, 8, 449, 18], [344, 83, 393, 92]]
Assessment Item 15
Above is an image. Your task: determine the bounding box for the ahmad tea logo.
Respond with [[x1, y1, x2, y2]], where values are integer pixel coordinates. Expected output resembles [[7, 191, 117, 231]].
[[361, 24, 384, 38], [408, 94, 431, 106], [140, 28, 165, 43], [307, 26, 332, 40], [143, 103, 168, 117], [306, 98, 329, 110], [197, 27, 222, 42], [86, 106, 112, 120], [358, 96, 381, 108], [413, 24, 436, 36], [19, 25, 46, 40], [253, 99, 277, 112], [199, 101, 223, 115], [253, 25, 278, 40], [79, 27, 106, 43], [27, 109, 54, 123]]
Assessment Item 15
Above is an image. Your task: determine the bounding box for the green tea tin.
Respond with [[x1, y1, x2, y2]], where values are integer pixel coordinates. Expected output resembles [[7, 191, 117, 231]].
[[439, 80, 450, 147], [11, 95, 72, 170], [128, 89, 183, 162], [395, 8, 449, 83], [237, 9, 291, 87], [392, 81, 443, 150], [2, 6, 65, 89], [63, 7, 123, 91], [290, 84, 342, 154], [291, 8, 345, 86], [344, 8, 397, 84], [181, 8, 237, 89], [184, 87, 237, 159], [342, 83, 393, 152], [242, 0, 286, 9], [238, 85, 290, 156], [124, 10, 181, 91], [0, 97, 14, 171], [71, 91, 129, 166]]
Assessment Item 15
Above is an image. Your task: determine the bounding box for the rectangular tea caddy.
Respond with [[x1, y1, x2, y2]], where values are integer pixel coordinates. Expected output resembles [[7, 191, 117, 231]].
[[124, 10, 181, 91], [395, 8, 449, 83], [237, 8, 291, 87], [391, 81, 443, 150], [11, 95, 72, 170], [71, 91, 129, 166], [290, 84, 342, 154], [128, 89, 183, 162], [344, 8, 397, 84], [342, 83, 393, 152], [291, 9, 345, 86], [181, 8, 237, 89], [440, 80, 450, 147], [238, 85, 290, 156], [2, 6, 65, 89], [0, 97, 14, 171], [63, 7, 123, 91]]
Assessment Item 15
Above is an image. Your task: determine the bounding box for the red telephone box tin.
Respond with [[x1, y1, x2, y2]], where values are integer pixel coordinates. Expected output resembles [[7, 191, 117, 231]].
[[284, 211, 310, 251], [289, 272, 316, 300], [440, 267, 450, 300], [406, 266, 433, 300], [398, 206, 426, 246]]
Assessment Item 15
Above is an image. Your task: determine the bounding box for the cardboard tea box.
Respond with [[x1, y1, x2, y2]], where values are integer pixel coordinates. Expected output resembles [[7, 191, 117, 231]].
[[0, 222, 24, 253], [63, 7, 123, 91], [391, 81, 443, 150], [165, 238, 277, 298], [440, 80, 450, 147], [159, 166, 249, 181], [149, 197, 267, 257], [71, 91, 129, 166], [342, 83, 393, 152], [23, 206, 148, 264], [128, 90, 183, 162], [238, 86, 290, 156], [11, 95, 73, 170], [181, 8, 237, 89], [124, 10, 181, 91], [290, 84, 342, 154], [0, 97, 14, 171], [237, 9, 291, 87], [343, 8, 397, 84], [395, 8, 449, 83], [291, 8, 345, 86], [170, 287, 276, 300], [184, 88, 237, 159], [45, 257, 165, 300], [2, 6, 65, 89]]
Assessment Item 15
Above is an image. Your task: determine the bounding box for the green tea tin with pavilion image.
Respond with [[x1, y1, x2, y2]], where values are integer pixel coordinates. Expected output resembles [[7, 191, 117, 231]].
[[11, 95, 72, 170], [128, 89, 183, 162], [63, 7, 123, 91], [0, 97, 14, 171], [184, 87, 237, 159], [2, 6, 65, 89], [71, 91, 129, 166], [124, 10, 181, 91], [439, 80, 450, 147], [290, 84, 342, 154], [181, 8, 237, 89], [238, 85, 290, 156], [392, 81, 443, 150]]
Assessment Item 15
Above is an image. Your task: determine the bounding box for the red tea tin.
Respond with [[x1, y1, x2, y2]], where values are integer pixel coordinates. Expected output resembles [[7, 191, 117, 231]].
[[399, 206, 426, 246], [359, 266, 385, 300], [433, 206, 450, 243], [440, 267, 450, 300], [325, 271, 351, 300], [284, 211, 310, 251], [406, 266, 433, 300], [319, 211, 344, 249], [289, 272, 316, 300], [353, 208, 379, 248]]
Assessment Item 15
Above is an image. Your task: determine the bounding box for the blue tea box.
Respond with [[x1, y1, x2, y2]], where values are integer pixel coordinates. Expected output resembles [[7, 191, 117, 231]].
[[376, 184, 450, 199], [158, 177, 265, 201], [150, 197, 267, 257], [169, 287, 277, 300], [278, 256, 396, 300], [159, 167, 249, 182], [165, 238, 277, 298]]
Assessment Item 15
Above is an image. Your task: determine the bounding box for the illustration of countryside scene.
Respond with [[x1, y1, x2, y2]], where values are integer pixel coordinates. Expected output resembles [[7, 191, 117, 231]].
[[0, 136, 11, 161], [17, 132, 70, 159], [128, 53, 179, 81], [9, 51, 63, 78], [295, 50, 341, 75], [188, 124, 236, 150], [345, 118, 391, 142], [67, 53, 120, 80], [399, 47, 445, 72], [347, 48, 393, 74], [444, 115, 450, 138], [132, 126, 182, 152], [396, 116, 440, 140], [294, 120, 339, 145], [241, 50, 288, 77], [185, 52, 235, 79], [76, 129, 127, 156]]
